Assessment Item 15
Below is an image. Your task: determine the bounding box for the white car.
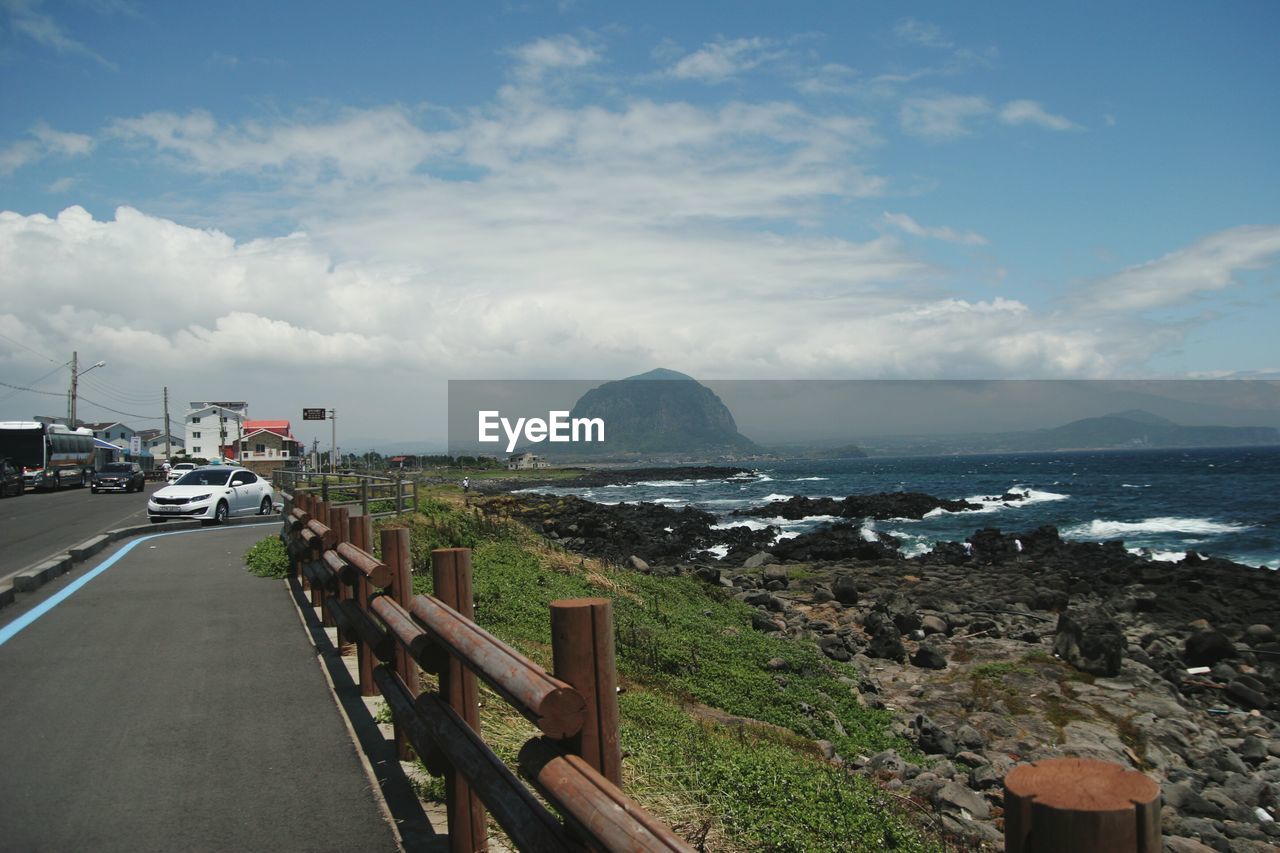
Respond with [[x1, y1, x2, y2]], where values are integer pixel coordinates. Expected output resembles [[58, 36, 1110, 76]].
[[149, 466, 276, 525], [167, 462, 197, 484]]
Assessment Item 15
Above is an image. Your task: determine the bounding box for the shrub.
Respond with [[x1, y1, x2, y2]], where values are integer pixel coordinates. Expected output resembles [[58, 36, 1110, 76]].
[[245, 536, 289, 579]]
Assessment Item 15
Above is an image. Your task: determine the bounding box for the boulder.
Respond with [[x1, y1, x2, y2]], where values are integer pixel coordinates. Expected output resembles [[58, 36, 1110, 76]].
[[832, 574, 859, 606], [911, 644, 948, 670], [743, 551, 778, 569], [1184, 630, 1237, 667], [627, 555, 650, 572], [1052, 610, 1125, 677]]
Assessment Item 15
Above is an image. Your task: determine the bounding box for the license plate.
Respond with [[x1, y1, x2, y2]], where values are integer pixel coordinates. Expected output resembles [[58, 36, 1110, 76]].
[[156, 505, 182, 513]]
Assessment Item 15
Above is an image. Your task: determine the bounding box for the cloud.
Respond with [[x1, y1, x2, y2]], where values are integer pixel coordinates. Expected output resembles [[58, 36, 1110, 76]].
[[0, 121, 94, 175], [2, 0, 117, 68], [894, 18, 952, 50], [999, 99, 1082, 131], [883, 212, 987, 245], [900, 95, 991, 138], [662, 37, 783, 83], [508, 34, 600, 79], [1080, 225, 1280, 313], [108, 107, 443, 181], [795, 63, 859, 96]]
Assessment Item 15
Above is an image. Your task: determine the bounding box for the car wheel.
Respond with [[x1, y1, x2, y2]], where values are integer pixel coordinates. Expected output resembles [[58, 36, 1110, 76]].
[[259, 496, 273, 515], [214, 501, 229, 525]]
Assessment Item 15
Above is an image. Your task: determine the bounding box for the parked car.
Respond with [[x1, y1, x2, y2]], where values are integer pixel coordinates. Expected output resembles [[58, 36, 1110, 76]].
[[148, 466, 276, 525], [167, 462, 197, 484], [91, 462, 146, 493], [1, 458, 23, 497]]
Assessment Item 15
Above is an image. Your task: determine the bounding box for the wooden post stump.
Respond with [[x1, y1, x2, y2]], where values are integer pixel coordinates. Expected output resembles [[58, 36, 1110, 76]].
[[550, 597, 622, 786], [1004, 758, 1160, 853]]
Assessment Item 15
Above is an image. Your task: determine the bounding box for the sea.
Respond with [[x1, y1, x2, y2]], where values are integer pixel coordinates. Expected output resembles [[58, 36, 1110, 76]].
[[522, 446, 1280, 570]]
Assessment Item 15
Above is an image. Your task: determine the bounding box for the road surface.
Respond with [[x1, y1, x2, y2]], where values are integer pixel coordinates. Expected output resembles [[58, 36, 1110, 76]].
[[0, 523, 402, 852], [0, 481, 161, 576]]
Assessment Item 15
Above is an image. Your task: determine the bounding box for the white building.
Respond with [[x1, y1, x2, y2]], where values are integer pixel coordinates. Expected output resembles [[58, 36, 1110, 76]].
[[507, 452, 550, 470], [185, 401, 248, 460]]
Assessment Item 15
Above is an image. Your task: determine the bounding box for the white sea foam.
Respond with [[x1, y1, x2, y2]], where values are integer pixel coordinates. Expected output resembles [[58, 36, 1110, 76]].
[[860, 526, 879, 543], [1065, 517, 1250, 539], [1127, 547, 1187, 562], [712, 519, 772, 531], [636, 480, 691, 488], [771, 530, 802, 543], [793, 476, 828, 481], [756, 474, 774, 482], [762, 493, 792, 502], [651, 498, 686, 505], [1121, 484, 1150, 489], [705, 544, 730, 558]]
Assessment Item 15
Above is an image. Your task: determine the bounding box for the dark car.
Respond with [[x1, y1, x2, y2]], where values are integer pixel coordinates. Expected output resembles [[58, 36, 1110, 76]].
[[92, 462, 146, 493], [1, 458, 23, 497]]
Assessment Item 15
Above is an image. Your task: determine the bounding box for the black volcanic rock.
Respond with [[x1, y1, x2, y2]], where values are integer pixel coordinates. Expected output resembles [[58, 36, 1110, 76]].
[[736, 492, 980, 521], [567, 369, 759, 456], [770, 523, 901, 562]]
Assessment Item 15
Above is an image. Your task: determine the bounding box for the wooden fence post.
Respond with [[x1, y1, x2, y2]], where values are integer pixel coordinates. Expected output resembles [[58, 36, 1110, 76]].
[[412, 480, 419, 513], [382, 527, 416, 761], [550, 598, 622, 786], [432, 548, 487, 853], [330, 506, 351, 648], [350, 514, 377, 697], [1004, 758, 1160, 853], [396, 472, 404, 515], [361, 480, 369, 517]]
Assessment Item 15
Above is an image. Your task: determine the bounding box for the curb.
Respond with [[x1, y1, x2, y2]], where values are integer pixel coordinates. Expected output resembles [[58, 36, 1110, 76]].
[[0, 514, 279, 610]]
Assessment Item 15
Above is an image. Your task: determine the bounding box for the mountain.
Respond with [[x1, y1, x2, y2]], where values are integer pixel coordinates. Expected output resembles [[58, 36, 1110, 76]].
[[562, 369, 760, 458], [858, 409, 1280, 455]]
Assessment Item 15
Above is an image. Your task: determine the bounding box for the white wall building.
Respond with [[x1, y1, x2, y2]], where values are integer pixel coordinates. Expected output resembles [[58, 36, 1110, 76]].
[[185, 401, 248, 460]]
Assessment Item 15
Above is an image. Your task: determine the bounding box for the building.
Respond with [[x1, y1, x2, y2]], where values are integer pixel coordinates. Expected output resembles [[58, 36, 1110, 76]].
[[185, 401, 248, 460], [137, 428, 185, 460], [236, 420, 300, 462], [507, 452, 550, 470]]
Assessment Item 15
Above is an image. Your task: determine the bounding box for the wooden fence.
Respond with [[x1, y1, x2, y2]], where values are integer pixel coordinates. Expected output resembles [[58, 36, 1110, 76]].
[[283, 490, 694, 852], [275, 470, 419, 517]]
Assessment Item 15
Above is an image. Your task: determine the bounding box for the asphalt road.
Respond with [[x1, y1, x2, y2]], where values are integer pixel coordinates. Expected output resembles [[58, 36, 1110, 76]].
[[0, 480, 162, 576], [0, 523, 401, 852]]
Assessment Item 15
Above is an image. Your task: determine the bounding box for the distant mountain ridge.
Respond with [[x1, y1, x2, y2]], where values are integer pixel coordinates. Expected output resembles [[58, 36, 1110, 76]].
[[860, 409, 1280, 456]]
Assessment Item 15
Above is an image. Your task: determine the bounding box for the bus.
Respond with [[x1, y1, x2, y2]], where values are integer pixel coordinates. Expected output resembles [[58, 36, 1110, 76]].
[[0, 421, 97, 490]]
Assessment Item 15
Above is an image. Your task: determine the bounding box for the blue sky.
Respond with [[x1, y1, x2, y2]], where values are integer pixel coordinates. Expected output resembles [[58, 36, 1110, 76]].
[[1, 0, 1277, 444]]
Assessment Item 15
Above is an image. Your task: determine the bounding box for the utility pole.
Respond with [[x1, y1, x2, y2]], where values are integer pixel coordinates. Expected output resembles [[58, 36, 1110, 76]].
[[163, 387, 171, 460], [330, 408, 337, 473], [67, 351, 77, 426]]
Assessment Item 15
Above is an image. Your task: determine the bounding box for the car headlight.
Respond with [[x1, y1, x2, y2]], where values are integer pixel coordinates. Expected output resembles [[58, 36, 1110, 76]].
[[189, 493, 212, 502]]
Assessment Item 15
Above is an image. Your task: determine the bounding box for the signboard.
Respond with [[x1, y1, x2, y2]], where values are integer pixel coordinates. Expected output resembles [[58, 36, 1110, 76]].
[[303, 408, 326, 420], [129, 436, 142, 455]]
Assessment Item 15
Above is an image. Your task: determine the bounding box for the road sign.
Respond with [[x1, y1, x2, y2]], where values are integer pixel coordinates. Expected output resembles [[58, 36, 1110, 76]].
[[303, 408, 326, 420], [129, 436, 142, 455]]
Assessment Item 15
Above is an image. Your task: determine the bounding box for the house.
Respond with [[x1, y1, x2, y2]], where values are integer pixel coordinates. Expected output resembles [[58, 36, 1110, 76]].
[[185, 401, 248, 459], [83, 421, 136, 445], [137, 428, 185, 460], [507, 452, 549, 470], [233, 418, 301, 477]]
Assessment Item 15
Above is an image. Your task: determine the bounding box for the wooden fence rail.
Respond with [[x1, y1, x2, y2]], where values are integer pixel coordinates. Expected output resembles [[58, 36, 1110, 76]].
[[274, 469, 418, 516], [282, 490, 694, 853]]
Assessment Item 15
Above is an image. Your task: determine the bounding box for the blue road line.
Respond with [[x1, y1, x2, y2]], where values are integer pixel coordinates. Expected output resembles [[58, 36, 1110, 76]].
[[0, 522, 278, 649]]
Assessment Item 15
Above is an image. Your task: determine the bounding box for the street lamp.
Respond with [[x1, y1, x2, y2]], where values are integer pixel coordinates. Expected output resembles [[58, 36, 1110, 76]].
[[68, 351, 106, 427]]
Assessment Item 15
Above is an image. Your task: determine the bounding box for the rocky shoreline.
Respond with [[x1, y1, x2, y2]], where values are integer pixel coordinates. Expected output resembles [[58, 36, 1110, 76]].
[[480, 485, 1280, 851]]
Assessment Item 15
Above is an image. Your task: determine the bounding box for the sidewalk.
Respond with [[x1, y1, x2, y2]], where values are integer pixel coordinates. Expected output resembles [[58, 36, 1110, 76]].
[[0, 524, 418, 852]]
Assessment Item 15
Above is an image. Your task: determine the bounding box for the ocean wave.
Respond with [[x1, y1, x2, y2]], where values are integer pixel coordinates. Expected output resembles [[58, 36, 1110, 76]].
[[650, 498, 686, 505], [1121, 484, 1150, 489], [1127, 547, 1187, 562], [712, 519, 773, 531], [761, 493, 792, 502], [772, 530, 802, 543], [636, 480, 695, 488], [793, 476, 828, 481], [705, 544, 730, 558], [1064, 517, 1251, 539]]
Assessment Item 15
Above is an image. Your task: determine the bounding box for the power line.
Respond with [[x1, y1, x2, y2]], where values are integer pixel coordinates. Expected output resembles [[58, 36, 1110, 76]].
[[0, 332, 59, 365], [0, 364, 68, 404], [75, 395, 162, 421], [0, 378, 64, 398]]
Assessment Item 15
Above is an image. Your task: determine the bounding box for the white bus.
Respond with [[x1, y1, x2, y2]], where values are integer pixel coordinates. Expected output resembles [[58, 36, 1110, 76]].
[[0, 421, 97, 490]]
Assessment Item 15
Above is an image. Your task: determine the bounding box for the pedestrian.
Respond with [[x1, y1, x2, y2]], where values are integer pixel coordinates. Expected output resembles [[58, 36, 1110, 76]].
[[462, 476, 470, 493]]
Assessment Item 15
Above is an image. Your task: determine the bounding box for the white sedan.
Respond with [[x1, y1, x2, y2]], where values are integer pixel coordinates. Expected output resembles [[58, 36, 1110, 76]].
[[148, 466, 276, 524]]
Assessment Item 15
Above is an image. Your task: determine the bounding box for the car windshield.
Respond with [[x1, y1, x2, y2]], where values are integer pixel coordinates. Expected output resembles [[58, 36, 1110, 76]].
[[175, 469, 232, 486], [102, 464, 132, 473]]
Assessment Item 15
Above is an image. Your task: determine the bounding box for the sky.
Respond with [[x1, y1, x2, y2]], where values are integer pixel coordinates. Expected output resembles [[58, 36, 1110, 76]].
[[1, 0, 1278, 449]]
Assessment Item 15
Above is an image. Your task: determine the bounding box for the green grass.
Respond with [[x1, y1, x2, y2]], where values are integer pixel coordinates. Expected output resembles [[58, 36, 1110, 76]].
[[245, 536, 290, 579], [313, 490, 937, 851]]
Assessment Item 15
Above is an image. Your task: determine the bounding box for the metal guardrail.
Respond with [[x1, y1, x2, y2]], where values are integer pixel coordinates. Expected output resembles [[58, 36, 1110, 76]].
[[284, 491, 693, 852]]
